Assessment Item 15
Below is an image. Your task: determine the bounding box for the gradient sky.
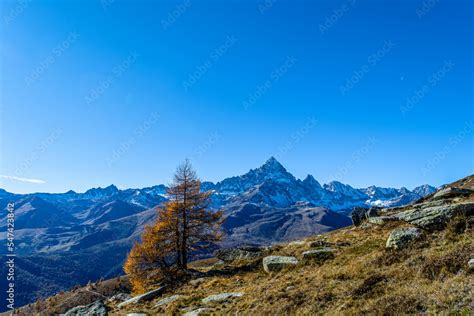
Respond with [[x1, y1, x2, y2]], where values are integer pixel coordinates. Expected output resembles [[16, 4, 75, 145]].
[[0, 0, 473, 194]]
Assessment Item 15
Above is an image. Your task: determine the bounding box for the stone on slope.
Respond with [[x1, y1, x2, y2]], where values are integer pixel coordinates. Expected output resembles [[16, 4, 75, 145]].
[[263, 256, 298, 273], [288, 240, 307, 246], [468, 259, 474, 270], [117, 286, 166, 308], [351, 207, 380, 226], [308, 240, 332, 248], [302, 248, 335, 262], [63, 300, 108, 316], [183, 308, 210, 316], [396, 203, 474, 231], [214, 246, 263, 262], [155, 295, 182, 307], [386, 227, 422, 250], [367, 216, 398, 225], [202, 292, 244, 304]]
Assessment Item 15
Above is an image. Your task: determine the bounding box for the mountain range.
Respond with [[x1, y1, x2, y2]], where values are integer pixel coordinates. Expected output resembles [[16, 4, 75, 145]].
[[0, 157, 436, 309]]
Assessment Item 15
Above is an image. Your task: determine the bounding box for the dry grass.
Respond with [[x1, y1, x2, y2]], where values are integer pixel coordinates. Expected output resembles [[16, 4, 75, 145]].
[[107, 220, 473, 315]]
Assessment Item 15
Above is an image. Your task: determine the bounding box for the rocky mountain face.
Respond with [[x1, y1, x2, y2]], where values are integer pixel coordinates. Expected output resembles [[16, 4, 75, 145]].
[[0, 157, 436, 310]]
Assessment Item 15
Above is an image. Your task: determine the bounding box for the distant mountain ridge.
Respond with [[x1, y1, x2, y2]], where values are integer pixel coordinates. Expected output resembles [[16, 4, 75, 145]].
[[0, 157, 436, 309]]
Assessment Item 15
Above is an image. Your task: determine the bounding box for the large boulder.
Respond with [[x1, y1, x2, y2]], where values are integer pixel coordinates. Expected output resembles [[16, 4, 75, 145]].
[[262, 256, 298, 273], [63, 300, 108, 316], [202, 292, 244, 304], [118, 286, 166, 308], [214, 246, 263, 262], [302, 248, 335, 262], [386, 227, 422, 250], [396, 202, 474, 231], [351, 207, 381, 226]]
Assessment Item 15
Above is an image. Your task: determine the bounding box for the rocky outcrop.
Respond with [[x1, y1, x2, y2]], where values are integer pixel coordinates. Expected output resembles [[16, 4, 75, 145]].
[[117, 286, 166, 308], [367, 216, 398, 225], [202, 292, 244, 304], [263, 256, 298, 273], [395, 202, 474, 230], [214, 246, 263, 262], [302, 248, 335, 262], [155, 295, 182, 307], [386, 227, 422, 250], [63, 300, 108, 316], [432, 187, 472, 200]]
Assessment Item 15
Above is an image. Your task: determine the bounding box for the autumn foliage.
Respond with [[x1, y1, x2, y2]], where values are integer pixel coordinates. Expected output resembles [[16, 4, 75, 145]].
[[124, 160, 223, 292]]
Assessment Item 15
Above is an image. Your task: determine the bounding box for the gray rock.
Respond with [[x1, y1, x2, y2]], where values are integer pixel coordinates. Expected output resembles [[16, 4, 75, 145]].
[[308, 240, 332, 248], [189, 277, 206, 286], [202, 292, 244, 304], [106, 293, 131, 303], [263, 256, 298, 273], [214, 246, 263, 262], [183, 308, 210, 316], [63, 300, 108, 316], [468, 259, 474, 270], [302, 248, 335, 262], [117, 286, 166, 308], [155, 294, 182, 307], [351, 207, 381, 226], [351, 207, 368, 226], [396, 203, 474, 230], [367, 216, 398, 225], [386, 227, 422, 250], [288, 240, 306, 246]]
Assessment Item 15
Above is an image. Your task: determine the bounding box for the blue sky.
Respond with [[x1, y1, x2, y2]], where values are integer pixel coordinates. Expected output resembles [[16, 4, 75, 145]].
[[0, 0, 472, 194]]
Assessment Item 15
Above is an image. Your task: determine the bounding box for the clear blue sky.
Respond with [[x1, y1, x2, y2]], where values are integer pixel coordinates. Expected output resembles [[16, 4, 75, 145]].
[[0, 0, 472, 194]]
